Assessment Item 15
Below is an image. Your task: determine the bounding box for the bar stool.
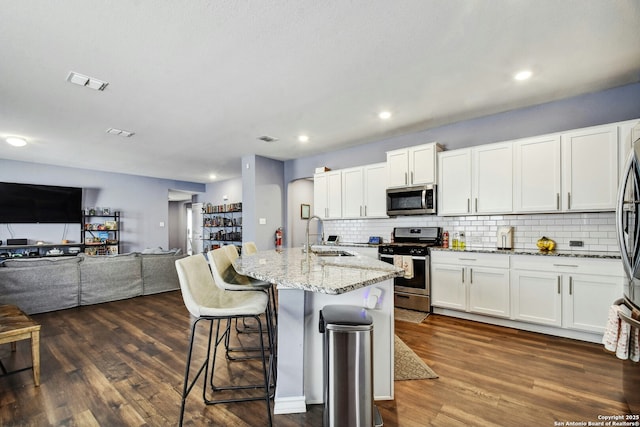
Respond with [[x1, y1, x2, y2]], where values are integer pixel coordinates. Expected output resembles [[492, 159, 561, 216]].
[[175, 254, 272, 426], [208, 248, 276, 363], [238, 242, 278, 324], [242, 241, 258, 255], [217, 245, 278, 331]]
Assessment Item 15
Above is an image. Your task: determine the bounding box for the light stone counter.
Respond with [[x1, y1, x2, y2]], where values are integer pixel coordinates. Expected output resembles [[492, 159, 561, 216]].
[[233, 247, 402, 415], [431, 247, 621, 259], [233, 247, 403, 295]]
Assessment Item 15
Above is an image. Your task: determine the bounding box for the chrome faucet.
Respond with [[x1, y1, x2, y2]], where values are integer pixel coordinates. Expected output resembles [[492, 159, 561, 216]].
[[305, 215, 324, 253]]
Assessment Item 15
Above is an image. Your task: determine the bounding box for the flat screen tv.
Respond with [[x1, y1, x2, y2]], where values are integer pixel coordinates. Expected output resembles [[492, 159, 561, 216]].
[[0, 182, 82, 223]]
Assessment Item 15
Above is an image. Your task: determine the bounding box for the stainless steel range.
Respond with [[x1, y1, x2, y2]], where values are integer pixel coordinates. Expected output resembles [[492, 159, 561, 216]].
[[378, 226, 441, 312]]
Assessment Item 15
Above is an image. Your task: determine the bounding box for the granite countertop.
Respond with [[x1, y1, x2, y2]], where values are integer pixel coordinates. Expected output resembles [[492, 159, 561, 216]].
[[430, 247, 621, 259], [233, 247, 403, 295]]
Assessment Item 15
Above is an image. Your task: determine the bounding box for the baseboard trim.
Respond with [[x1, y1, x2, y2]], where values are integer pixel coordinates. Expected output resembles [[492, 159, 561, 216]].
[[273, 396, 307, 414]]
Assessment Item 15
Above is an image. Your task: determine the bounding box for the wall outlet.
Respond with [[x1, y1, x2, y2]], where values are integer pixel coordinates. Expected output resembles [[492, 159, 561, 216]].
[[569, 240, 584, 247]]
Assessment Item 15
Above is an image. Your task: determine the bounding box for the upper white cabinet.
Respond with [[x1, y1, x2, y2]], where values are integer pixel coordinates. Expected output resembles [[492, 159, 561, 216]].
[[438, 120, 631, 216], [342, 163, 387, 218], [387, 143, 442, 188], [513, 134, 562, 212], [618, 119, 640, 179], [438, 142, 512, 216], [363, 163, 387, 217], [341, 167, 364, 218], [313, 171, 342, 219], [472, 142, 513, 214], [561, 124, 618, 211], [438, 150, 472, 215]]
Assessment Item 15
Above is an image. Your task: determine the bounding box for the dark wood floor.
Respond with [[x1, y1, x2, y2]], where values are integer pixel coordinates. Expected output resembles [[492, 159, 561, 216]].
[[0, 291, 629, 426]]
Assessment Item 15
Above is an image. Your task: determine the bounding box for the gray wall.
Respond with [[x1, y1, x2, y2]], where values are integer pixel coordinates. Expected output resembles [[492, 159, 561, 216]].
[[284, 82, 640, 182], [0, 160, 204, 252], [287, 179, 314, 248], [241, 155, 285, 250]]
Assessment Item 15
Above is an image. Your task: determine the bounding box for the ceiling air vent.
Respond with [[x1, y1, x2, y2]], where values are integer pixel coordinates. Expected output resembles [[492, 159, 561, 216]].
[[258, 135, 279, 143], [66, 71, 109, 91], [106, 128, 135, 137]]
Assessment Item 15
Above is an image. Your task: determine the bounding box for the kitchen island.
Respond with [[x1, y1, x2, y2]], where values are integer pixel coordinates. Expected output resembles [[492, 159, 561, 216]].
[[233, 247, 403, 414]]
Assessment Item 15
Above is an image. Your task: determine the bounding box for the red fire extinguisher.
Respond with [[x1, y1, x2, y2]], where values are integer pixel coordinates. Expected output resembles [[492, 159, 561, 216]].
[[275, 227, 283, 251]]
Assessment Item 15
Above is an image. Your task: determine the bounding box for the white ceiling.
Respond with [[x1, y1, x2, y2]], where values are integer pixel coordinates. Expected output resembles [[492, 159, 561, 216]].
[[1, 1, 639, 184]]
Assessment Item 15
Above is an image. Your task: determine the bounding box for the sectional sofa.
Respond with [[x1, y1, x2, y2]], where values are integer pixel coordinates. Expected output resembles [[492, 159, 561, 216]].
[[0, 250, 186, 314]]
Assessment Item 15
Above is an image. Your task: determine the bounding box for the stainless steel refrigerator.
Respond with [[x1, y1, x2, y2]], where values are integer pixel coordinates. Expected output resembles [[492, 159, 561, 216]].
[[616, 136, 640, 413]]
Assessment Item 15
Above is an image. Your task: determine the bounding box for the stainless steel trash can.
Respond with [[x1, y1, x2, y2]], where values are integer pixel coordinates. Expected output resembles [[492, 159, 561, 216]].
[[319, 305, 382, 427]]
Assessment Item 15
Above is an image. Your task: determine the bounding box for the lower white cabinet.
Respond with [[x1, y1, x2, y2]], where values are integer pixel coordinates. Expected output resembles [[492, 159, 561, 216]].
[[431, 252, 510, 318], [432, 252, 625, 340], [510, 255, 624, 334], [510, 269, 562, 327]]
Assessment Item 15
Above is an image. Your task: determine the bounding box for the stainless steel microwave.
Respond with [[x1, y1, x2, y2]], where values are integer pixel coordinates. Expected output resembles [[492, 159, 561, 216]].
[[386, 184, 437, 216]]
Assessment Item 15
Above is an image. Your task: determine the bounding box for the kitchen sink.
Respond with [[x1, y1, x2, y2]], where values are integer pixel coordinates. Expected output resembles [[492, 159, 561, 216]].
[[312, 250, 355, 257]]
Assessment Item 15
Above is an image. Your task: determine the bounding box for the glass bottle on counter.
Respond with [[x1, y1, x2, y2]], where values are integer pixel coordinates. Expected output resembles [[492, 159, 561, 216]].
[[458, 232, 466, 250], [442, 231, 449, 248], [452, 232, 459, 249]]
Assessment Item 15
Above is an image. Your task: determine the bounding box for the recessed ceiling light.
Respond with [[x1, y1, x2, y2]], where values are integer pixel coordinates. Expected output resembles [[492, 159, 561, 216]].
[[209, 174, 217, 180], [514, 70, 533, 81], [378, 111, 392, 120], [298, 135, 309, 143], [6, 137, 27, 147]]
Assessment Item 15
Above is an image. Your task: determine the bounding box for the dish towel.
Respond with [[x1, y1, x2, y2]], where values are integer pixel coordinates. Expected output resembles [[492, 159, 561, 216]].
[[631, 310, 640, 362], [402, 255, 414, 280], [602, 304, 634, 360], [393, 255, 414, 279]]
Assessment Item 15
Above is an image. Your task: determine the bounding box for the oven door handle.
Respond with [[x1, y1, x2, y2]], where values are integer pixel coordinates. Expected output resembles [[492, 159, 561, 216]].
[[379, 255, 426, 260]]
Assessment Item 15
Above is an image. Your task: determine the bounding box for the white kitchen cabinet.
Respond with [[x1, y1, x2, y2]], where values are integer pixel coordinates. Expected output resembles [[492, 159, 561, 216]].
[[561, 124, 619, 211], [313, 171, 342, 219], [387, 143, 442, 188], [619, 119, 640, 180], [438, 142, 512, 216], [341, 167, 364, 218], [513, 134, 562, 213], [363, 163, 387, 217], [563, 272, 624, 334], [341, 163, 387, 219], [510, 269, 562, 327], [472, 142, 513, 214], [510, 256, 624, 334], [431, 251, 510, 318], [431, 263, 466, 310], [437, 150, 472, 215]]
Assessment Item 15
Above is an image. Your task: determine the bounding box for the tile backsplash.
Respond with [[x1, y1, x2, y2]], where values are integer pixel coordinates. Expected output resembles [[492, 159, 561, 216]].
[[323, 212, 618, 253]]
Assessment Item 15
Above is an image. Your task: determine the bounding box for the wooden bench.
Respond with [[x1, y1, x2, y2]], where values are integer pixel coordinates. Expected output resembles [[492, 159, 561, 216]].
[[0, 305, 41, 386]]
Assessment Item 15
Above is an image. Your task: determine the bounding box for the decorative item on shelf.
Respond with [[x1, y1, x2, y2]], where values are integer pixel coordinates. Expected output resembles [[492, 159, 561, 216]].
[[102, 207, 110, 215], [88, 207, 96, 215], [536, 236, 556, 252], [104, 220, 117, 230]]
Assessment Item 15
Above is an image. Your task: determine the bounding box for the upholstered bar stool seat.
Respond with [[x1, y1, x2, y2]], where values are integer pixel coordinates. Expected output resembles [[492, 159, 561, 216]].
[[208, 248, 277, 365], [175, 254, 272, 426]]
